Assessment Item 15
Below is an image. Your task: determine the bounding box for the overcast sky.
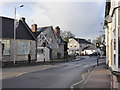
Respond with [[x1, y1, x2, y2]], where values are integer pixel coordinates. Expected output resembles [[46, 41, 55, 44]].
[[0, 0, 106, 40]]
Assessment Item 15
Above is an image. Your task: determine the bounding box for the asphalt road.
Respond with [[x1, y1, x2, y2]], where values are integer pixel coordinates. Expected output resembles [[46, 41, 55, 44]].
[[2, 56, 98, 88]]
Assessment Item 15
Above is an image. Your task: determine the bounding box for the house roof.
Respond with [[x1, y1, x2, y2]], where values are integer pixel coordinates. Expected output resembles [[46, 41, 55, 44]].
[[1, 16, 36, 40], [32, 31, 41, 38], [33, 26, 53, 38], [33, 26, 58, 41], [59, 37, 65, 44], [37, 26, 49, 32], [85, 46, 95, 50], [75, 38, 92, 44]]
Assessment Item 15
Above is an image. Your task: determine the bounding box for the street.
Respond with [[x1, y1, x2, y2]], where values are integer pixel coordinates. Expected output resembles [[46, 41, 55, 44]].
[[2, 56, 100, 88]]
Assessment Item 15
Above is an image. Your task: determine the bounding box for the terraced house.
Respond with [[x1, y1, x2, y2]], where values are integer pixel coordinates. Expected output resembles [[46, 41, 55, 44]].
[[104, 0, 120, 88]]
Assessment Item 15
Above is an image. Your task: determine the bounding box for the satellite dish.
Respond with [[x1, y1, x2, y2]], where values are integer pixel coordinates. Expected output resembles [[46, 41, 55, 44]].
[[105, 15, 112, 23]]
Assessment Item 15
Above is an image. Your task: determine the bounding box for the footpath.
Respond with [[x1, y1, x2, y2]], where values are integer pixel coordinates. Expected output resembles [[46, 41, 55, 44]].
[[83, 58, 111, 88]]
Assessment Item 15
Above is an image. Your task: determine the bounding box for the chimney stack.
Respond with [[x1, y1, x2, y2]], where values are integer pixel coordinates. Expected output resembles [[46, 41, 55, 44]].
[[55, 26, 60, 38], [31, 24, 37, 32], [20, 17, 25, 22]]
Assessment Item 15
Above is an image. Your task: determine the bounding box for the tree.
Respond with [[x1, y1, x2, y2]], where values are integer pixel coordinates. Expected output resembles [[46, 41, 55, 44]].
[[60, 31, 75, 42]]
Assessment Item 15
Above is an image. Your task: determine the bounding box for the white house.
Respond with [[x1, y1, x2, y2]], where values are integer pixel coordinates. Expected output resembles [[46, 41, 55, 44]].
[[68, 38, 92, 55], [32, 25, 65, 61], [36, 47, 50, 62]]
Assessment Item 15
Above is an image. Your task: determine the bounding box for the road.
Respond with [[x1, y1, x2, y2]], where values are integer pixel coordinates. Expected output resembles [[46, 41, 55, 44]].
[[2, 56, 98, 88]]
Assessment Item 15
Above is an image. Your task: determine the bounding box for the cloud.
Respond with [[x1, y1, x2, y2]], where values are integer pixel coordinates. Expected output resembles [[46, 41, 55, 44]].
[[27, 2, 105, 40], [1, 1, 105, 40]]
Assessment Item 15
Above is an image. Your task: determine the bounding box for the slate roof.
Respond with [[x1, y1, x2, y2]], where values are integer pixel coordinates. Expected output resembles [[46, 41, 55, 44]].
[[32, 32, 41, 38], [75, 38, 92, 44], [1, 16, 36, 40], [37, 27, 48, 32], [85, 46, 95, 50], [33, 26, 52, 38]]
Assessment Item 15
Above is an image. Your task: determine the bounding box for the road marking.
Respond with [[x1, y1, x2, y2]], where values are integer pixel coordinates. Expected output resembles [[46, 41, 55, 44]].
[[75, 65, 79, 67], [2, 65, 60, 80], [70, 68, 91, 89], [81, 66, 97, 88], [15, 72, 26, 77]]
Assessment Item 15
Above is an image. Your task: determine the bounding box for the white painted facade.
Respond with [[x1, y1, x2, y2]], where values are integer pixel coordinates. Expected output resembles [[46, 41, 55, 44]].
[[68, 38, 80, 55], [37, 47, 50, 62], [105, 0, 120, 88], [68, 38, 92, 55], [106, 0, 120, 71]]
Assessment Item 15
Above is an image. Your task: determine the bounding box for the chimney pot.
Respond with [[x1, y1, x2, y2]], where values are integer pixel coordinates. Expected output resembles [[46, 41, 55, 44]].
[[20, 17, 25, 22], [31, 24, 37, 32], [55, 26, 60, 38]]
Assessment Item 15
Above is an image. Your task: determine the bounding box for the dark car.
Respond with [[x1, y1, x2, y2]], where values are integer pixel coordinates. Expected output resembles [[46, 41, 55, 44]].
[[89, 52, 100, 56]]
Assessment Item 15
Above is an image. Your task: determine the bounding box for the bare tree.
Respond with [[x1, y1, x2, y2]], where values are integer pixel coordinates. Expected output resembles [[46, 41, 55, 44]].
[[60, 31, 75, 42]]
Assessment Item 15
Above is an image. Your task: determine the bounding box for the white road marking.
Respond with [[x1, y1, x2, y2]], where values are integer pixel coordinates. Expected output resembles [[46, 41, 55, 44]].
[[81, 66, 97, 88], [15, 72, 26, 77], [70, 68, 91, 88]]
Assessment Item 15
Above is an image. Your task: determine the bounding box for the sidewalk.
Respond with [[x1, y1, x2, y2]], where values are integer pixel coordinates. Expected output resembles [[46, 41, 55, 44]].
[[83, 59, 111, 88]]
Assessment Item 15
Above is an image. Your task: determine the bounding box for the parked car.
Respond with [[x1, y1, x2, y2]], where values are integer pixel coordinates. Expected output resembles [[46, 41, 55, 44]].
[[89, 52, 100, 56]]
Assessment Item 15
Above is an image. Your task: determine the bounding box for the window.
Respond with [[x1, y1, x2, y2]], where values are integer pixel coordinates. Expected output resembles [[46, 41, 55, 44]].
[[37, 49, 44, 54], [2, 40, 10, 55], [74, 44, 76, 47], [18, 41, 30, 55], [113, 30, 116, 65]]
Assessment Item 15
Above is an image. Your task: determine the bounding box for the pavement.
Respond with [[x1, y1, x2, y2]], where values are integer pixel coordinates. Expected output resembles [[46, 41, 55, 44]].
[[82, 58, 111, 88]]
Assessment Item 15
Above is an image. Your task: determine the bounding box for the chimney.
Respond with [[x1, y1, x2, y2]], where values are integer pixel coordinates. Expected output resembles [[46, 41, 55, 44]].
[[20, 17, 25, 22], [55, 26, 60, 38], [31, 24, 37, 32]]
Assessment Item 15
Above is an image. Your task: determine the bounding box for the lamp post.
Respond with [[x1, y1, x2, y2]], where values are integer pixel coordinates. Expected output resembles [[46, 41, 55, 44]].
[[13, 5, 24, 64]]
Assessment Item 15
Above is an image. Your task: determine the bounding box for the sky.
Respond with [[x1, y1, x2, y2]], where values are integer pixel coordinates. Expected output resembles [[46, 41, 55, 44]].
[[0, 0, 106, 40]]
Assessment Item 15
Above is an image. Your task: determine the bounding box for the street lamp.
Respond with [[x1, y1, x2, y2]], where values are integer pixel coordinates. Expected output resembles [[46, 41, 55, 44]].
[[13, 4, 24, 64]]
